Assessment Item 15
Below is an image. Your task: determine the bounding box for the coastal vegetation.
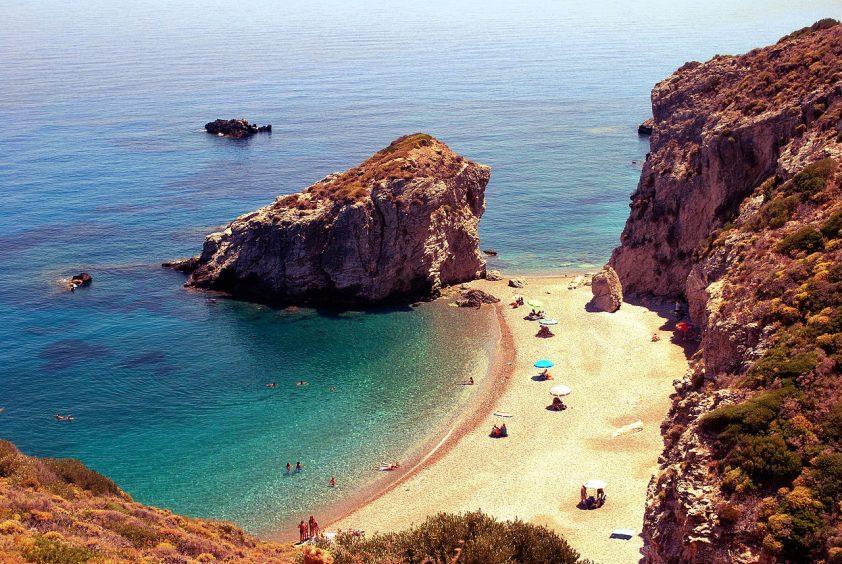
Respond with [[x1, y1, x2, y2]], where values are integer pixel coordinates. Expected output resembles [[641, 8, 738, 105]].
[[314, 511, 587, 564], [0, 440, 297, 563]]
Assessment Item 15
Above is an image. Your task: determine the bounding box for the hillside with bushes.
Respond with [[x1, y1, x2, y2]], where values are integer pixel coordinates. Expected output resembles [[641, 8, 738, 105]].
[[610, 19, 842, 563]]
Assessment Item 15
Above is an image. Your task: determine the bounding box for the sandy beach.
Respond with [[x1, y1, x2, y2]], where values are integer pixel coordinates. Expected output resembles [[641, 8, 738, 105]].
[[330, 276, 689, 563]]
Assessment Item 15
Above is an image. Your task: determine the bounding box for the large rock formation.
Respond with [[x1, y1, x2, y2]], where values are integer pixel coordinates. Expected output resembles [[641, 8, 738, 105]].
[[171, 134, 490, 305], [609, 20, 842, 563], [589, 265, 622, 312], [611, 19, 841, 298]]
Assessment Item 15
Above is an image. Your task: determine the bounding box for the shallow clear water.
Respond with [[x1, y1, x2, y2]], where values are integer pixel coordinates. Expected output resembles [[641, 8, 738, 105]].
[[1, 0, 838, 535]]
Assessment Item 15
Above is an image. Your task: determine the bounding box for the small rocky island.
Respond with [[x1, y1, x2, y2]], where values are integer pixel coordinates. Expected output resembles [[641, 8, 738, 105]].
[[167, 133, 490, 305], [204, 118, 271, 138]]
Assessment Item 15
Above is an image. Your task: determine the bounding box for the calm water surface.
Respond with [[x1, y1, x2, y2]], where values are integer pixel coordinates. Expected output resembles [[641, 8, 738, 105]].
[[1, 0, 838, 534]]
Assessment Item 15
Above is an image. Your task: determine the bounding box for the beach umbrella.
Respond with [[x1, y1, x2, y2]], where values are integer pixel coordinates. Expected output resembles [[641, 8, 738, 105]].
[[539, 319, 558, 326], [676, 322, 692, 332], [527, 299, 543, 308], [534, 359, 555, 369], [584, 479, 607, 489], [549, 384, 571, 397], [493, 410, 513, 418]]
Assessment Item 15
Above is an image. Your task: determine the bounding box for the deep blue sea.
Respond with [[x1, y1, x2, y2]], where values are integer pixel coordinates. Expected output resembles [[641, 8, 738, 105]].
[[2, 0, 839, 536]]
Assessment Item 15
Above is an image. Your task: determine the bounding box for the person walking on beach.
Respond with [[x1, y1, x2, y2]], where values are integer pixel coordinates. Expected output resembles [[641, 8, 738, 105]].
[[308, 515, 320, 539], [298, 520, 308, 542]]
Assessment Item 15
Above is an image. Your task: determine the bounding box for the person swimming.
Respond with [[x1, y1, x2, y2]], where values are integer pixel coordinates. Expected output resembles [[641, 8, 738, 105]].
[[295, 461, 303, 472], [296, 381, 308, 387], [266, 382, 277, 388], [285, 462, 292, 474]]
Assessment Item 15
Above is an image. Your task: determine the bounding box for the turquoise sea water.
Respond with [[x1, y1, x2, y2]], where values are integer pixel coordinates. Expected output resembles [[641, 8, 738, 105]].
[[2, 0, 839, 535]]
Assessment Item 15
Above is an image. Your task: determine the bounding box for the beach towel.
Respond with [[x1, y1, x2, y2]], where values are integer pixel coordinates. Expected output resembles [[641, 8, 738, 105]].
[[610, 529, 635, 540]]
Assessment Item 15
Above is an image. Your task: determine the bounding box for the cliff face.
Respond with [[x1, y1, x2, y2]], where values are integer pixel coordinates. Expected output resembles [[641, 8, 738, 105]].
[[177, 134, 489, 305], [0, 441, 295, 563], [611, 19, 841, 298], [609, 21, 842, 563]]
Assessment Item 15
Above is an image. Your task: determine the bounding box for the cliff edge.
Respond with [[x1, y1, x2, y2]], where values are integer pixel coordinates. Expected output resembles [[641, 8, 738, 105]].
[[610, 20, 842, 563], [172, 133, 490, 305]]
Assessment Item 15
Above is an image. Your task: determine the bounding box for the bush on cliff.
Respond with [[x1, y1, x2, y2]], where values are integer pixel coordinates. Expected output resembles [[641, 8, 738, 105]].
[[777, 226, 824, 256], [315, 511, 586, 564], [821, 209, 842, 238], [783, 158, 837, 197]]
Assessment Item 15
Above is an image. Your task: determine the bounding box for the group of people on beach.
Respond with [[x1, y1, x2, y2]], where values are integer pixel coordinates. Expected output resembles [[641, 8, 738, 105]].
[[298, 516, 320, 542], [489, 423, 508, 438], [580, 485, 606, 509]]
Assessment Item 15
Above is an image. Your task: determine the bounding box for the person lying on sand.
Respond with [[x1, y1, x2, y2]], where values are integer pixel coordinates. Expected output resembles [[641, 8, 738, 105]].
[[377, 462, 400, 471], [460, 377, 474, 385]]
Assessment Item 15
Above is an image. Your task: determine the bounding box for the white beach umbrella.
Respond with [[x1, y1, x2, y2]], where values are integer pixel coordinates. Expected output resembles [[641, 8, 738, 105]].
[[549, 384, 571, 397], [584, 479, 607, 489]]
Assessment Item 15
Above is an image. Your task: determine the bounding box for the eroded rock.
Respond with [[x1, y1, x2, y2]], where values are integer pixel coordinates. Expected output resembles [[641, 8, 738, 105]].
[[590, 265, 622, 312]]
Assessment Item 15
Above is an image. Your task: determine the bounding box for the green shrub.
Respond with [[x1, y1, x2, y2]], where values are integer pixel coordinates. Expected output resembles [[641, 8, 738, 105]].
[[777, 226, 824, 256], [701, 388, 791, 438], [728, 434, 802, 486], [42, 458, 122, 497], [717, 501, 741, 525], [821, 402, 842, 443], [745, 349, 818, 387], [318, 511, 584, 564], [811, 453, 842, 505], [753, 195, 799, 229], [784, 158, 837, 197], [21, 535, 94, 564], [820, 210, 842, 238], [109, 521, 159, 548]]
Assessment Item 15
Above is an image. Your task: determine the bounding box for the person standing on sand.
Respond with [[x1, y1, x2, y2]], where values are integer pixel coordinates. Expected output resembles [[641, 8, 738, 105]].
[[298, 520, 308, 542], [308, 515, 320, 539], [580, 484, 587, 505]]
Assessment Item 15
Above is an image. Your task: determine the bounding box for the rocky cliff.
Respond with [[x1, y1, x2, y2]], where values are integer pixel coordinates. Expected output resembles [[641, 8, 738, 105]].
[[610, 20, 842, 563], [172, 133, 490, 305], [0, 441, 296, 563]]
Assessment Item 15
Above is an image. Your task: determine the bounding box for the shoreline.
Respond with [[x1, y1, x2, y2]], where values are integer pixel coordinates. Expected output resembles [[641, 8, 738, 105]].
[[328, 276, 690, 563], [269, 297, 518, 542]]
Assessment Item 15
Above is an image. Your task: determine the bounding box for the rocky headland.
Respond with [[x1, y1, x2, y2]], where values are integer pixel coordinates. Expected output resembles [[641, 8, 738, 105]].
[[610, 19, 842, 563], [169, 133, 490, 305], [204, 119, 272, 138]]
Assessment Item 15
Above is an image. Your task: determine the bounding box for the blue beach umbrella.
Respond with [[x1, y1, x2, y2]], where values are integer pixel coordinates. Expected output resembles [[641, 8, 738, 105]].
[[534, 359, 555, 369]]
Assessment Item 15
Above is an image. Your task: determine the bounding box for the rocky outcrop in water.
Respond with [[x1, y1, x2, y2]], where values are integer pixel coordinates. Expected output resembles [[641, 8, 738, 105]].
[[169, 134, 490, 305], [589, 265, 622, 312], [204, 118, 271, 138], [610, 20, 842, 563]]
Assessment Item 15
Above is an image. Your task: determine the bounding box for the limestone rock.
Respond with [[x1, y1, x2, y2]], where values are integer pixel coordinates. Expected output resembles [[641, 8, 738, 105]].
[[590, 265, 622, 312], [637, 118, 654, 135], [508, 277, 526, 288], [485, 269, 502, 281], [172, 134, 490, 305]]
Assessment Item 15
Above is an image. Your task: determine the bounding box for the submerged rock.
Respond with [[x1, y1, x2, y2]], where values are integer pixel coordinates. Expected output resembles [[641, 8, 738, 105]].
[[590, 265, 622, 312], [173, 133, 490, 305], [204, 118, 271, 139]]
